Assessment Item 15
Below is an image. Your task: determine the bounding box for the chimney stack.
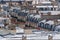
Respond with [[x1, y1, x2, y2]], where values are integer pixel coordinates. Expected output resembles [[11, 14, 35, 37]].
[[41, 13, 43, 18], [46, 19, 49, 22], [54, 19, 58, 25], [22, 35, 27, 40], [47, 12, 51, 16], [48, 34, 53, 40], [36, 10, 39, 14], [9, 2, 12, 7], [41, 13, 43, 16]]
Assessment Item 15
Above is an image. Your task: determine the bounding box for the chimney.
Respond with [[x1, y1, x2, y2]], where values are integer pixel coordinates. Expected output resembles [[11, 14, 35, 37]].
[[41, 13, 43, 18], [9, 2, 12, 7], [22, 35, 27, 40], [54, 19, 58, 25], [29, 10, 32, 13], [41, 13, 43, 16], [46, 19, 49, 22], [47, 12, 51, 16], [36, 10, 39, 14], [48, 34, 53, 40]]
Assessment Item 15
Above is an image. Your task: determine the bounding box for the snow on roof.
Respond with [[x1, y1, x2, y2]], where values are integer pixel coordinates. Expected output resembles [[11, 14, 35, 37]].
[[4, 34, 22, 38], [36, 6, 58, 8], [2, 11, 8, 14], [46, 20, 54, 25], [27, 36, 48, 39], [0, 38, 6, 40], [16, 27, 24, 33], [55, 25, 60, 29], [40, 11, 60, 15], [41, 1, 51, 4], [53, 34, 60, 39], [2, 33, 60, 39], [0, 24, 4, 27], [34, 15, 41, 18], [40, 20, 46, 23], [1, 4, 8, 7], [11, 7, 20, 10], [25, 34, 37, 37], [29, 14, 34, 17], [0, 17, 9, 20], [58, 19, 60, 21]]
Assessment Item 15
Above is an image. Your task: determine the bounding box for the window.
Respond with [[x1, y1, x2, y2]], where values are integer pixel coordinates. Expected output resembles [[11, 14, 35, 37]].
[[50, 25, 53, 30], [45, 24, 49, 29], [51, 8, 53, 11], [56, 28, 60, 32], [45, 8, 48, 11], [54, 8, 56, 11], [40, 22, 44, 28], [58, 29, 60, 32], [39, 8, 44, 11]]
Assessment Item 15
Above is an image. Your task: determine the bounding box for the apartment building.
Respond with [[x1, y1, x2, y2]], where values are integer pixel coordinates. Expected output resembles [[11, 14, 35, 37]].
[[38, 19, 60, 31], [32, 0, 58, 11], [40, 12, 60, 19]]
